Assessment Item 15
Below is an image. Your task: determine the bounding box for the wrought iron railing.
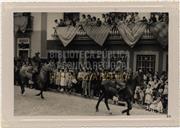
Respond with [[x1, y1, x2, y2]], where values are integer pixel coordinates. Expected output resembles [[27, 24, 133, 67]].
[[52, 26, 155, 40]]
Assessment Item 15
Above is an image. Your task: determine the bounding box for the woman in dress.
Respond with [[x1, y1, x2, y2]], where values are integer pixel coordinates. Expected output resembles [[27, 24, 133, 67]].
[[60, 69, 66, 92], [150, 88, 163, 113], [145, 84, 153, 110], [56, 68, 61, 92]]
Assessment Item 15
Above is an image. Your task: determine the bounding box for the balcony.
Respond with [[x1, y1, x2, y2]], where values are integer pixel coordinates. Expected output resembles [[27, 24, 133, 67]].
[[76, 27, 154, 40], [52, 25, 155, 41]]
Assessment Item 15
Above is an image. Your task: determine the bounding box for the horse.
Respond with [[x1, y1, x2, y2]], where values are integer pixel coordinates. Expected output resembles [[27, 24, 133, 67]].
[[95, 73, 138, 115], [18, 62, 54, 99]]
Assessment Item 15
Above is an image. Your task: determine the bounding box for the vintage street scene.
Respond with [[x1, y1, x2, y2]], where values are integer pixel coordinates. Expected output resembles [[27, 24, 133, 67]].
[[14, 12, 168, 116]]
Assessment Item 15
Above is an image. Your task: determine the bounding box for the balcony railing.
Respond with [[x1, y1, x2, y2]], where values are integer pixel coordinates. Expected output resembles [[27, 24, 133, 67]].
[[52, 26, 155, 40], [76, 27, 154, 39]]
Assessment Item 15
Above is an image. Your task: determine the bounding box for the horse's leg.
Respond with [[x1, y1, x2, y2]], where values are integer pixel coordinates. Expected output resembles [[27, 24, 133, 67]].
[[36, 82, 42, 96], [40, 90, 44, 99], [122, 98, 132, 115], [20, 80, 25, 95], [104, 97, 112, 114], [36, 92, 41, 96], [20, 84, 25, 94], [126, 98, 132, 115], [96, 93, 104, 112]]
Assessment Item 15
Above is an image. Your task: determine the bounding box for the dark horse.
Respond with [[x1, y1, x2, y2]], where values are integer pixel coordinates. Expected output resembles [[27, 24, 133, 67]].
[[95, 74, 137, 115], [19, 62, 53, 99]]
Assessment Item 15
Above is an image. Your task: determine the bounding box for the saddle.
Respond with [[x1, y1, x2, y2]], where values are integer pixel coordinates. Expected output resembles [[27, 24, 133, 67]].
[[115, 80, 126, 91], [102, 79, 126, 92]]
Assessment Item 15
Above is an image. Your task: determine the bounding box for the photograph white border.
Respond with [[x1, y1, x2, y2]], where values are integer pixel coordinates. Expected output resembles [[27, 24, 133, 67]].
[[1, 2, 179, 127]]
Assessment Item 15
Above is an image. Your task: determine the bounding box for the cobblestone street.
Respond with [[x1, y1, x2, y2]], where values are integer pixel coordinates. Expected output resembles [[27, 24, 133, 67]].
[[14, 86, 160, 116]]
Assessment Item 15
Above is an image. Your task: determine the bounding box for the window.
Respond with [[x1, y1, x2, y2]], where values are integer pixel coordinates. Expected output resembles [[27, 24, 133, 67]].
[[109, 52, 128, 71], [136, 55, 156, 73], [64, 13, 80, 21]]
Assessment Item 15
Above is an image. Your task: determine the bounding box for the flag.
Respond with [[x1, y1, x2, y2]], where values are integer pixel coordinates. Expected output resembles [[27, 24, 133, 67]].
[[149, 22, 168, 47], [14, 16, 28, 33], [56, 26, 78, 47], [117, 22, 147, 47], [82, 24, 110, 46]]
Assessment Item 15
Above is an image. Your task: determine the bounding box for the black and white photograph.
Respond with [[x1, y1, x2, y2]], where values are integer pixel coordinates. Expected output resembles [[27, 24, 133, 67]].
[[1, 2, 180, 128], [14, 12, 169, 116]]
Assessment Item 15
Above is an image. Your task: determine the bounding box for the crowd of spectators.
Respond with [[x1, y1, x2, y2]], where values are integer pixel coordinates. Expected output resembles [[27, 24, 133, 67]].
[[14, 56, 168, 114], [54, 12, 169, 28], [133, 70, 168, 113]]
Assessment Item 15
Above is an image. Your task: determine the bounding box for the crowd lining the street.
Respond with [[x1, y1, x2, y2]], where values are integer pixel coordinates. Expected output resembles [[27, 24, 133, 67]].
[[14, 55, 168, 114]]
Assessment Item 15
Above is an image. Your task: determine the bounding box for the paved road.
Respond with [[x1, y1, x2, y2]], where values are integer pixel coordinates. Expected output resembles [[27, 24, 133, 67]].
[[14, 86, 160, 116]]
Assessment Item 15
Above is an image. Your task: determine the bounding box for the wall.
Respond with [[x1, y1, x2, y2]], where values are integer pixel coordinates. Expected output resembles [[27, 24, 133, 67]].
[[47, 13, 64, 40], [30, 13, 42, 57]]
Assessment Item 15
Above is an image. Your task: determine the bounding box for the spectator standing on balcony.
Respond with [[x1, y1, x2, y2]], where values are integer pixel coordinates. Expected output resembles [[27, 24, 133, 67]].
[[79, 14, 87, 25], [111, 17, 117, 33], [134, 12, 140, 23], [125, 13, 131, 24], [59, 19, 65, 27], [106, 13, 112, 26], [141, 16, 148, 23], [64, 17, 71, 27], [87, 15, 92, 25], [54, 19, 59, 27], [130, 13, 135, 23], [122, 13, 127, 23], [163, 13, 169, 23], [102, 14, 107, 25], [96, 18, 102, 27], [91, 16, 97, 26], [158, 13, 164, 22], [149, 14, 157, 23]]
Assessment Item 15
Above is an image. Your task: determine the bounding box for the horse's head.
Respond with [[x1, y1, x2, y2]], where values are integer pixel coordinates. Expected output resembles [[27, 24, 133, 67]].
[[125, 72, 138, 94], [32, 66, 39, 74], [46, 62, 55, 72]]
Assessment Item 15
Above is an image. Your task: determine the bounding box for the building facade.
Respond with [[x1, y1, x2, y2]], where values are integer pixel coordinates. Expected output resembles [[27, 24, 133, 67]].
[[14, 12, 168, 74]]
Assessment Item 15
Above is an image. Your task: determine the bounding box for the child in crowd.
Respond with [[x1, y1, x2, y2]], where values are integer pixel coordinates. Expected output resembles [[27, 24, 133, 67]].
[[66, 70, 73, 93], [148, 77, 155, 89], [56, 69, 61, 92], [134, 86, 144, 104], [134, 86, 140, 104], [60, 69, 66, 92], [149, 88, 163, 113], [145, 84, 153, 110]]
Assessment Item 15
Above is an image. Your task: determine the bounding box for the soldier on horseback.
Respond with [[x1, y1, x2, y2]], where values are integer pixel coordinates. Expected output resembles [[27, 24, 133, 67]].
[[32, 52, 41, 70], [31, 52, 41, 89], [96, 60, 136, 115]]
